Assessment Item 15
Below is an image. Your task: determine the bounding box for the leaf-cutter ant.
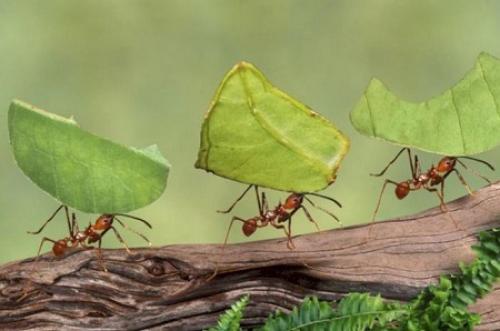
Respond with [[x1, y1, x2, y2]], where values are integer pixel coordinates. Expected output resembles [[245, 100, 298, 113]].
[[371, 147, 495, 224], [219, 185, 342, 249], [29, 205, 152, 262]]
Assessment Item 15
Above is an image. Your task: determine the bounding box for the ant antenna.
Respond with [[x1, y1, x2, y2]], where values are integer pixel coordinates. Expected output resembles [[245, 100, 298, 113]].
[[28, 205, 68, 235], [456, 156, 495, 171], [303, 192, 342, 208], [112, 213, 153, 228], [455, 159, 492, 185], [114, 217, 152, 246], [304, 196, 342, 224]]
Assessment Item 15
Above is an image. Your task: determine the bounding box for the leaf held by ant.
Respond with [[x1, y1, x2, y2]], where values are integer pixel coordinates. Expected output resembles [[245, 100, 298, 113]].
[[195, 62, 350, 192], [350, 52, 500, 156], [8, 100, 171, 213]]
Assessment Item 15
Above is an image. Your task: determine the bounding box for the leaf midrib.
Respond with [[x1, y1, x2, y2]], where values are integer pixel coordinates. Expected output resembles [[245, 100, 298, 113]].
[[237, 70, 331, 180]]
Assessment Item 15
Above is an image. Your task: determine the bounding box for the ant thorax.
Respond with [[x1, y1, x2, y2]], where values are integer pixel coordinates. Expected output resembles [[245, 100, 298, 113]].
[[417, 173, 430, 183], [264, 210, 277, 220], [74, 232, 86, 241]]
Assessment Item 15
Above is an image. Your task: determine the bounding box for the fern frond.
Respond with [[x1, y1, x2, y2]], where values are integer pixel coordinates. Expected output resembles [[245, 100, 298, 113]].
[[400, 228, 500, 331], [449, 228, 500, 309], [208, 229, 499, 331], [206, 295, 249, 331], [259, 294, 406, 331], [402, 277, 479, 331]]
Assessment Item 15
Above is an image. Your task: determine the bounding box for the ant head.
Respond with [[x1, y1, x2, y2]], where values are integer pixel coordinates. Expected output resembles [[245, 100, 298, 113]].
[[94, 214, 114, 230], [283, 193, 304, 209], [395, 181, 410, 199], [52, 239, 68, 256], [242, 218, 258, 237], [437, 157, 456, 173]]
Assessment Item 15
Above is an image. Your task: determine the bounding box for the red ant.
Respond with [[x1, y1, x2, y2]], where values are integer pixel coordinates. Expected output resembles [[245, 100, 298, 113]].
[[29, 205, 152, 261], [219, 185, 342, 249], [371, 148, 495, 223]]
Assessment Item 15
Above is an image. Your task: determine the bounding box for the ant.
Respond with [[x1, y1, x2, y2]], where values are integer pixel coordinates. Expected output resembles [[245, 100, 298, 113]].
[[219, 185, 342, 249], [371, 147, 495, 224], [29, 205, 152, 262]]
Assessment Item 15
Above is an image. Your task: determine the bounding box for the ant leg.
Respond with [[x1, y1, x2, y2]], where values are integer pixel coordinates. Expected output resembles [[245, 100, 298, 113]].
[[70, 212, 79, 235], [413, 154, 420, 180], [425, 187, 460, 229], [371, 148, 412, 177], [440, 180, 446, 205], [63, 206, 72, 234], [79, 241, 93, 250], [270, 219, 294, 249], [28, 205, 66, 235], [223, 216, 247, 246], [299, 205, 320, 232], [304, 197, 342, 225], [456, 159, 492, 185], [365, 179, 400, 243], [115, 217, 152, 247], [261, 191, 269, 213], [217, 185, 254, 213], [286, 218, 295, 250], [441, 167, 473, 195], [425, 188, 448, 212], [96, 237, 108, 272], [109, 226, 131, 254], [36, 237, 57, 259], [255, 186, 262, 215], [450, 168, 474, 195], [372, 179, 400, 222]]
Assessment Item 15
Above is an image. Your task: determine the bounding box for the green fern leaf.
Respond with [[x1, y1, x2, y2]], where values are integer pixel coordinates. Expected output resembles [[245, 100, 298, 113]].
[[400, 228, 500, 330], [209, 229, 499, 331], [259, 294, 406, 331], [206, 295, 249, 331]]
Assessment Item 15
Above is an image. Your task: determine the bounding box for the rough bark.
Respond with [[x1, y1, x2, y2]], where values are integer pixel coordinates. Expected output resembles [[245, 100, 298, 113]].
[[0, 182, 499, 331]]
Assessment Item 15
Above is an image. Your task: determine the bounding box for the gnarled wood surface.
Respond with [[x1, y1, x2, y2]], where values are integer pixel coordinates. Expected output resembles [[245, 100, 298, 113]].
[[0, 182, 499, 330]]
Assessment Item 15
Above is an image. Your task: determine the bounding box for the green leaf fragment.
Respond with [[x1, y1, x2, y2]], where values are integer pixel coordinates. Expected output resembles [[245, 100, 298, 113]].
[[196, 62, 350, 192], [350, 52, 500, 156], [8, 100, 170, 214]]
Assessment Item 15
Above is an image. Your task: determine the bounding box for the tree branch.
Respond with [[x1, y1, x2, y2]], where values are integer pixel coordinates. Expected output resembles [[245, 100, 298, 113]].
[[1, 182, 500, 330]]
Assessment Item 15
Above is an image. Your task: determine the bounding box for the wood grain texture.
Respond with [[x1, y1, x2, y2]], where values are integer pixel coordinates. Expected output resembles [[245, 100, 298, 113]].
[[0, 182, 499, 331]]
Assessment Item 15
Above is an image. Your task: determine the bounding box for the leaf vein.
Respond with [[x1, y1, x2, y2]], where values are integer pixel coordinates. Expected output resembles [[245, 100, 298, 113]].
[[237, 70, 329, 179], [477, 59, 500, 121], [449, 89, 467, 154]]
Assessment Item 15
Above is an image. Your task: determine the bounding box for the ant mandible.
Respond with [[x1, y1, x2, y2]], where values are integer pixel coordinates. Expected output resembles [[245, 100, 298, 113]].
[[218, 185, 342, 249], [371, 147, 495, 223], [29, 205, 152, 260]]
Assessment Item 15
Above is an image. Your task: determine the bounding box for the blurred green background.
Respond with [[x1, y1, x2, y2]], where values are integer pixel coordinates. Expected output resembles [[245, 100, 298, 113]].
[[1, 1, 499, 264]]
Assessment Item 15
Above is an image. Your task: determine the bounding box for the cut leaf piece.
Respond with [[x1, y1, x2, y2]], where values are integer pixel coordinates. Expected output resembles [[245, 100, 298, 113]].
[[195, 62, 350, 192], [9, 100, 170, 213], [351, 52, 500, 156]]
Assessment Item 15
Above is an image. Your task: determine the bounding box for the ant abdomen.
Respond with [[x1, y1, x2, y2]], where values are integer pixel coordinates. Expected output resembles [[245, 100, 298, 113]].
[[242, 219, 258, 236], [52, 240, 68, 256], [395, 182, 410, 199]]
